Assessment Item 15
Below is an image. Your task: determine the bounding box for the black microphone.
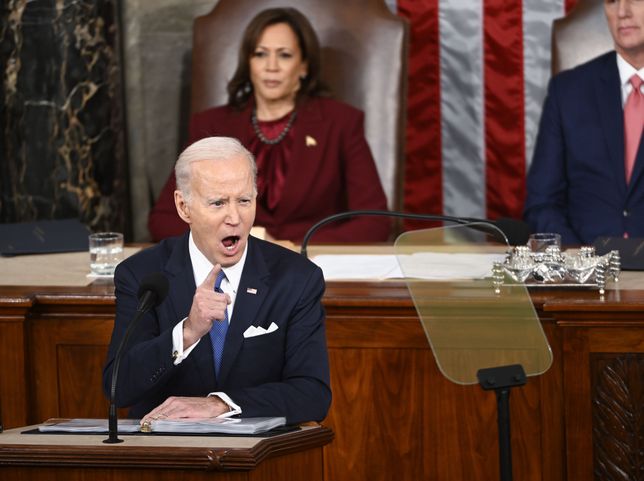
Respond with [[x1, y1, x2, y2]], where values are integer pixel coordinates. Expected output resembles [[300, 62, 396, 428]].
[[104, 272, 169, 444], [491, 218, 531, 246], [299, 210, 511, 258], [460, 217, 531, 246]]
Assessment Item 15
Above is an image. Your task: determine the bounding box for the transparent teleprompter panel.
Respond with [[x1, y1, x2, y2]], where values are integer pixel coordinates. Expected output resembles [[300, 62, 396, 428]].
[[394, 223, 552, 385]]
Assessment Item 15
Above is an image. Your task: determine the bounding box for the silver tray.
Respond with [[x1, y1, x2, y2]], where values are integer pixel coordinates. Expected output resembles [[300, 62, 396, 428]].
[[492, 246, 620, 294]]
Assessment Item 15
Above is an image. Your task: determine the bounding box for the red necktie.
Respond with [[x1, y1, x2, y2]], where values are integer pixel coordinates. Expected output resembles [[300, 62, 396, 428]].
[[624, 75, 644, 184]]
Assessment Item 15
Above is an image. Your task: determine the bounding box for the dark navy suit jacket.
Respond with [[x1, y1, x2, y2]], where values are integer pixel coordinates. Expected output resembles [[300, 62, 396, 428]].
[[524, 51, 644, 245], [102, 234, 331, 424]]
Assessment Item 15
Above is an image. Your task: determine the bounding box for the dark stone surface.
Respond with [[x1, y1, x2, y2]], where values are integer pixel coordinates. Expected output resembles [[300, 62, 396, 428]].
[[0, 0, 128, 236]]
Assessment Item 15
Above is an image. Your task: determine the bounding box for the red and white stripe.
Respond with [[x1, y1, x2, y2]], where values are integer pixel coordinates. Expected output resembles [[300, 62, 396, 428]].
[[388, 0, 579, 225]]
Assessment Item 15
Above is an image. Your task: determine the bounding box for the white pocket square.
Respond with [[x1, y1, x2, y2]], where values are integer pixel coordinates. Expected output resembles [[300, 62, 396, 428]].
[[243, 322, 278, 338]]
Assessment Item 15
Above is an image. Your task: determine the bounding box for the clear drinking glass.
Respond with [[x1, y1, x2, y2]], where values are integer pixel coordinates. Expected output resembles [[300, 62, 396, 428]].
[[89, 232, 124, 276], [527, 233, 561, 253]]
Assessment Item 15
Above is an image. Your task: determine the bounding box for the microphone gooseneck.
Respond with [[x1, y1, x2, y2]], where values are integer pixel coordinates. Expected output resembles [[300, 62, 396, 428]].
[[104, 272, 169, 444], [299, 210, 516, 258], [136, 272, 170, 313]]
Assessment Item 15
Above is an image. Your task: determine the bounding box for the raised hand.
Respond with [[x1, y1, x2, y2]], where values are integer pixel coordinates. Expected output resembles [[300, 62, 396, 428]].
[[183, 264, 230, 347]]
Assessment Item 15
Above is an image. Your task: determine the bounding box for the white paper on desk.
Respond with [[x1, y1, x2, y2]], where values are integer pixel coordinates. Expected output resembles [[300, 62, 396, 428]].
[[312, 255, 403, 280], [402, 252, 507, 280], [38, 418, 141, 433], [312, 253, 505, 281]]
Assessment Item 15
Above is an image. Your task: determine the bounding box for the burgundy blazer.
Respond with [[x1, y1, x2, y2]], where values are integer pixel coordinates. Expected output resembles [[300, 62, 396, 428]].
[[148, 97, 390, 242]]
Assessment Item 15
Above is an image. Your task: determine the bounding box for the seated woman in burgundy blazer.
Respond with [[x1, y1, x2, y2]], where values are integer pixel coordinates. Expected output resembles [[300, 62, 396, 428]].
[[148, 7, 390, 243]]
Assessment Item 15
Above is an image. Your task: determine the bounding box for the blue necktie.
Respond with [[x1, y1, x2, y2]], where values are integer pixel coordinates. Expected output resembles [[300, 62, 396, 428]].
[[209, 270, 228, 378]]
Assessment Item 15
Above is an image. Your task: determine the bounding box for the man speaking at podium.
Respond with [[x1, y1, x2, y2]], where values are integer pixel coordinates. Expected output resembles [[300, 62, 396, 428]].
[[103, 137, 331, 425]]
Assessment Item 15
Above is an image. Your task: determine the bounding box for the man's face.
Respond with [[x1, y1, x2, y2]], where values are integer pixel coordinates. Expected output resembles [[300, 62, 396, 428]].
[[174, 155, 256, 267], [605, 0, 644, 67]]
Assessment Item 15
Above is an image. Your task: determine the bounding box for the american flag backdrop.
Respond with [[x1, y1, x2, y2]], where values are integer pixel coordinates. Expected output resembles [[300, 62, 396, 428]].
[[384, 0, 580, 225]]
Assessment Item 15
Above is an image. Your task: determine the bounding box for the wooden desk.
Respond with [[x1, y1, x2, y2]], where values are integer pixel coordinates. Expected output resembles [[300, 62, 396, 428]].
[[1, 275, 643, 481], [0, 423, 332, 480]]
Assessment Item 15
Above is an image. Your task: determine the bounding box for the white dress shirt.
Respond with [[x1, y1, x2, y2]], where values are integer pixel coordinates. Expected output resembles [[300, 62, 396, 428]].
[[169, 232, 248, 417]]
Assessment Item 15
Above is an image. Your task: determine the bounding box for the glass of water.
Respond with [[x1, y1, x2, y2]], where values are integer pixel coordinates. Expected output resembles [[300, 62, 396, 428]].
[[527, 233, 561, 253], [89, 232, 124, 276]]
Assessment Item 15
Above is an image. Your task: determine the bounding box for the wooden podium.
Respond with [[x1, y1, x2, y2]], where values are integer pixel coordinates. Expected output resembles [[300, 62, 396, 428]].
[[0, 423, 332, 480]]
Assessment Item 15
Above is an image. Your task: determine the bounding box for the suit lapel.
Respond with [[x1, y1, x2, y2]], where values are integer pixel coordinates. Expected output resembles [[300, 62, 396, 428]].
[[217, 237, 270, 385], [163, 233, 215, 387], [163, 233, 195, 324], [596, 52, 628, 197], [277, 98, 331, 221], [628, 141, 644, 194]]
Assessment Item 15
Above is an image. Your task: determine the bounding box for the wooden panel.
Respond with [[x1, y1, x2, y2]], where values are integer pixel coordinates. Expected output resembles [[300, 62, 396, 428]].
[[0, 460, 317, 481], [323, 347, 426, 480], [0, 301, 31, 429], [57, 345, 111, 417], [538, 319, 565, 481], [563, 326, 644, 481], [0, 424, 332, 476], [590, 353, 644, 481], [563, 328, 593, 481], [251, 445, 324, 481], [0, 468, 248, 480], [326, 314, 426, 349], [423, 354, 547, 481], [27, 316, 117, 423]]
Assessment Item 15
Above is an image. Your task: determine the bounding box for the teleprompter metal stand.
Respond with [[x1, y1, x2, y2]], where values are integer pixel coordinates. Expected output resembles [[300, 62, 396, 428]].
[[395, 224, 552, 481], [477, 364, 527, 481]]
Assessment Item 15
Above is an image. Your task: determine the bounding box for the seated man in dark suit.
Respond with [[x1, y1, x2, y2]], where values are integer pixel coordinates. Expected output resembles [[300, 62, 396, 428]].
[[524, 0, 644, 245], [103, 136, 331, 425]]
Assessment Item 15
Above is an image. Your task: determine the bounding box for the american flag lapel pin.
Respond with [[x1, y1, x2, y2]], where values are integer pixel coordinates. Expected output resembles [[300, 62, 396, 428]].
[[246, 287, 258, 295]]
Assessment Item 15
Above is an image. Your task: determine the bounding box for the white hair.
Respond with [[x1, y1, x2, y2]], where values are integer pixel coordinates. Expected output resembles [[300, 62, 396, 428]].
[[175, 136, 257, 202]]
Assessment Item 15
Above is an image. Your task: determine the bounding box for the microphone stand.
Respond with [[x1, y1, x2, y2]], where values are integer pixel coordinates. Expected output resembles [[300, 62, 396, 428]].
[[104, 291, 156, 444], [300, 210, 505, 258]]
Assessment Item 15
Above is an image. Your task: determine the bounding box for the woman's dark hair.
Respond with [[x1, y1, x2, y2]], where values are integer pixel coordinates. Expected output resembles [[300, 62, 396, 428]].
[[227, 7, 329, 109]]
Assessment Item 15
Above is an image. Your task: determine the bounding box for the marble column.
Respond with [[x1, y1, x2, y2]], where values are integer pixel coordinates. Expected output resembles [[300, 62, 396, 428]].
[[122, 0, 215, 241], [0, 0, 128, 235]]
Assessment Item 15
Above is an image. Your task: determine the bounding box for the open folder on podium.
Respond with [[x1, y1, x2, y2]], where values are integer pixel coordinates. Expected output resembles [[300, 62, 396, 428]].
[[37, 417, 287, 435]]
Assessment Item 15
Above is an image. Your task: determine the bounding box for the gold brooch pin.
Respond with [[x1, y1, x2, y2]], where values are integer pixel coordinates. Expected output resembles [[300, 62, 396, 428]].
[[305, 135, 317, 147]]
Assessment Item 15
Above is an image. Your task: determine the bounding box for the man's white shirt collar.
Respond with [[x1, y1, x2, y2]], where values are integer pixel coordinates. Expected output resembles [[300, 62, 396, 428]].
[[616, 54, 644, 105]]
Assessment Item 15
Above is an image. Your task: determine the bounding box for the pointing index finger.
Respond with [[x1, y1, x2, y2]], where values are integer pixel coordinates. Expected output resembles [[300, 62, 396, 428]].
[[200, 264, 221, 290]]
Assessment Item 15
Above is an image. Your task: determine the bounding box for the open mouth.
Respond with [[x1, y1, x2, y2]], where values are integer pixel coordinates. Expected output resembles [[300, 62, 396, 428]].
[[222, 236, 240, 251]]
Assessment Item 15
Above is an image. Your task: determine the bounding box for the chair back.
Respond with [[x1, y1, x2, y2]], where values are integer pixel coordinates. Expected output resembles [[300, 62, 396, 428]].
[[551, 0, 613, 74], [191, 0, 409, 210]]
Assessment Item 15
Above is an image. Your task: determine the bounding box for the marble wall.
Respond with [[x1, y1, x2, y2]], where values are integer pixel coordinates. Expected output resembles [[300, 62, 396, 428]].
[[0, 0, 222, 240], [0, 0, 128, 235], [122, 0, 216, 241]]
